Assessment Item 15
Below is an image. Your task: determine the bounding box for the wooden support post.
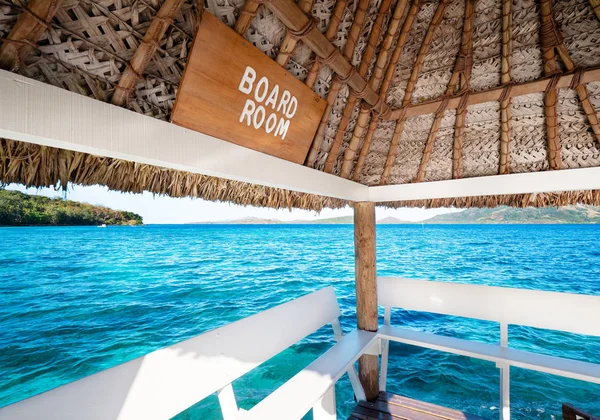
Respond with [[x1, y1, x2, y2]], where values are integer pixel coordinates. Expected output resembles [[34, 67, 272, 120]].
[[354, 201, 379, 402]]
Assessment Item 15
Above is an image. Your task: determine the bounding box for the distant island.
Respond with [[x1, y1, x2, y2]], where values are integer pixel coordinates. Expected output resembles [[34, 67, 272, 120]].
[[0, 190, 143, 226], [198, 205, 600, 225]]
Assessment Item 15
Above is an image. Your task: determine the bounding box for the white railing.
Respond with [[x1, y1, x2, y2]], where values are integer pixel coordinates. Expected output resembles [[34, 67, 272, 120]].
[[2, 279, 599, 420], [378, 277, 600, 420], [0, 287, 376, 420]]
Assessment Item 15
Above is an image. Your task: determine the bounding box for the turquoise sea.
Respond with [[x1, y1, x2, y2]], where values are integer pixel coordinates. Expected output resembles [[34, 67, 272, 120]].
[[1, 224, 599, 419]]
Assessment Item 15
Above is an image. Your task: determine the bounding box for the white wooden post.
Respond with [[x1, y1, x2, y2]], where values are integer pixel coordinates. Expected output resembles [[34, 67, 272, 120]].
[[379, 306, 391, 391], [313, 386, 336, 420], [217, 384, 239, 420], [499, 322, 510, 420], [331, 317, 367, 402]]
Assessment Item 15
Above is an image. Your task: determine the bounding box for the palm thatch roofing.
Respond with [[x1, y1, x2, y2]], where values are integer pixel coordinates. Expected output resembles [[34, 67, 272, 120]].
[[2, 0, 600, 210]]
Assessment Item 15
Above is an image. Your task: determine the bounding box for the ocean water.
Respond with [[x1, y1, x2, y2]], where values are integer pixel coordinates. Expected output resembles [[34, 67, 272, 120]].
[[1, 224, 599, 419]]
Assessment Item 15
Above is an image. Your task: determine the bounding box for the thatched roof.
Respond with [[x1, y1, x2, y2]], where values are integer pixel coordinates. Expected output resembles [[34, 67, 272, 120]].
[[2, 0, 600, 210]]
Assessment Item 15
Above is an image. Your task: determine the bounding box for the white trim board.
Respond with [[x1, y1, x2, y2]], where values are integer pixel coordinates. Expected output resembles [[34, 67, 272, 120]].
[[368, 167, 600, 202], [0, 71, 367, 202], [4, 70, 600, 204]]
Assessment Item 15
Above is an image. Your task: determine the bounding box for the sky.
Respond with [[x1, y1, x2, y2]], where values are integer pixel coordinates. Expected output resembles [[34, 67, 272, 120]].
[[6, 183, 460, 224]]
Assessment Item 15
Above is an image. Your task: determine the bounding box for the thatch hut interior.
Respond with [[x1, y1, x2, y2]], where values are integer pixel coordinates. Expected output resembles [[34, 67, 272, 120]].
[[2, 0, 600, 210], [1, 0, 600, 419]]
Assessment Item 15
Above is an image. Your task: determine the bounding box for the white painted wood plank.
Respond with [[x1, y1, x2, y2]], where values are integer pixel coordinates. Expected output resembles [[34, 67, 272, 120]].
[[0, 71, 368, 202], [0, 288, 341, 420], [312, 386, 336, 420], [242, 330, 378, 420], [379, 325, 600, 385], [218, 384, 240, 420], [368, 167, 600, 202], [378, 278, 600, 337]]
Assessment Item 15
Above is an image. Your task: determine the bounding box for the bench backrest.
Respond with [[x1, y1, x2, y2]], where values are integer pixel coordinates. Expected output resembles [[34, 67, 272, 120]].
[[0, 287, 341, 420], [378, 277, 600, 337]]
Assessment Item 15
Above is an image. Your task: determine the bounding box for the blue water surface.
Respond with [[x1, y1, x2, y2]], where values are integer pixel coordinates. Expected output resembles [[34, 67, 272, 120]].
[[1, 224, 599, 419]]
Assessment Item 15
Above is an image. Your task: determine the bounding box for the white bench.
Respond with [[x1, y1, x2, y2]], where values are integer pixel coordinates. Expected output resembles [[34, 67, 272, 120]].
[[377, 277, 600, 420], [0, 287, 373, 420]]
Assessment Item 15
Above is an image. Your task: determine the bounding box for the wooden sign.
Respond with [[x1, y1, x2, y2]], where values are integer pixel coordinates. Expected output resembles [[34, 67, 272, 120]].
[[171, 13, 326, 164]]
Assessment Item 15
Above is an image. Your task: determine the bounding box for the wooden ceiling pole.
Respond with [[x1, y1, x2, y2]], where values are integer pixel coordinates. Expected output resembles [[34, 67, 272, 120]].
[[235, 0, 262, 34], [385, 68, 600, 119], [415, 0, 475, 183], [546, 17, 600, 146], [350, 0, 421, 181], [589, 0, 600, 20], [324, 0, 394, 174], [0, 0, 64, 71], [305, 0, 348, 88], [380, 0, 449, 185], [304, 0, 373, 168], [539, 0, 563, 170], [275, 0, 315, 67], [339, 0, 411, 179], [498, 0, 513, 175], [112, 0, 186, 106], [354, 201, 378, 402]]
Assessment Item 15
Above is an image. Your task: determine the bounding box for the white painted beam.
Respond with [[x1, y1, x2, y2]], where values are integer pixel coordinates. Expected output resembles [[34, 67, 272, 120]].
[[0, 70, 368, 202], [5, 71, 600, 204], [369, 167, 600, 202]]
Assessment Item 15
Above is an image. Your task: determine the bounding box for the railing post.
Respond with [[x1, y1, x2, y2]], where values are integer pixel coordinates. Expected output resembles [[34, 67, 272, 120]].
[[379, 306, 391, 391], [313, 386, 336, 420], [499, 322, 510, 420], [354, 201, 379, 401]]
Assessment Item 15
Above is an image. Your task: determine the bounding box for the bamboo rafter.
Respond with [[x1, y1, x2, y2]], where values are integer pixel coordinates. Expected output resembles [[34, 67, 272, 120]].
[[304, 0, 372, 168], [324, 0, 394, 174], [235, 0, 262, 35], [540, 0, 562, 170], [275, 0, 315, 67], [415, 0, 475, 183], [305, 0, 348, 89], [498, 0, 513, 175], [589, 0, 600, 20], [339, 0, 411, 179], [380, 0, 450, 185], [350, 0, 421, 181], [0, 0, 64, 71], [112, 0, 186, 105], [541, 3, 600, 148], [384, 68, 600, 119]]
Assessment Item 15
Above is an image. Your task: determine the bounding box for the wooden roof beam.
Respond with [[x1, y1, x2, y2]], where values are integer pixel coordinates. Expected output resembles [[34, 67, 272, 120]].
[[275, 0, 315, 67], [499, 0, 513, 175], [350, 0, 421, 181], [416, 0, 475, 183], [383, 68, 600, 119], [112, 0, 185, 106], [540, 0, 562, 170], [589, 0, 600, 21], [339, 0, 411, 179], [544, 7, 600, 147], [303, 0, 375, 168], [235, 0, 262, 35], [380, 0, 450, 185], [325, 0, 395, 174], [305, 0, 348, 88], [0, 0, 65, 71]]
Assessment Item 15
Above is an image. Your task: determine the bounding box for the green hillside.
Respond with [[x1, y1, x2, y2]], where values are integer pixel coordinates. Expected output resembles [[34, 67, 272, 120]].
[[0, 189, 143, 226], [424, 206, 600, 224]]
